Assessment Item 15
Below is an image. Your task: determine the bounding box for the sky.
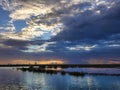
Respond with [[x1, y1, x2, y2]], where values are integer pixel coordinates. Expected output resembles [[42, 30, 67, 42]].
[[0, 0, 120, 64]]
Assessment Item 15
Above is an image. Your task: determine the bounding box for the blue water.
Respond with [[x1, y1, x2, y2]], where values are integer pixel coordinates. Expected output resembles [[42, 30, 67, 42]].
[[0, 68, 120, 90]]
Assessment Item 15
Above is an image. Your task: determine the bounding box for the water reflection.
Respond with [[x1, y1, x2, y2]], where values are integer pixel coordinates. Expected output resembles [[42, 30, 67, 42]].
[[64, 68, 120, 74], [0, 68, 120, 90]]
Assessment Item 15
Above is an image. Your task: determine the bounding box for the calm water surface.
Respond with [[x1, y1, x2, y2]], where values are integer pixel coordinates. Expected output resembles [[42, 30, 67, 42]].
[[0, 68, 120, 90]]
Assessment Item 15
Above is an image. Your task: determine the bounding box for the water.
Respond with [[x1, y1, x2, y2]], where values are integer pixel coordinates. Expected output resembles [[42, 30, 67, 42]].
[[0, 68, 120, 90], [64, 68, 120, 74]]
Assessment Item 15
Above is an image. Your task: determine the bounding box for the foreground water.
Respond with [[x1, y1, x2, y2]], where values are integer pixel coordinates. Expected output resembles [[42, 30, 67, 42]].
[[0, 68, 120, 90]]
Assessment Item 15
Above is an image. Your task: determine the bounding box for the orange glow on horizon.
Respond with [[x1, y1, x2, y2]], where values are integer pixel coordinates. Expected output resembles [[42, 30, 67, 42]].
[[9, 59, 65, 64]]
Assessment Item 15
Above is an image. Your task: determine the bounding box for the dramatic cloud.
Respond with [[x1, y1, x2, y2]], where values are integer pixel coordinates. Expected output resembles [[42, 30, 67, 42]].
[[0, 0, 120, 64]]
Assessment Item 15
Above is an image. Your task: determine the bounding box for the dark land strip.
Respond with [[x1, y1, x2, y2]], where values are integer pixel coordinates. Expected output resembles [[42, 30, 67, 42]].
[[0, 64, 120, 68]]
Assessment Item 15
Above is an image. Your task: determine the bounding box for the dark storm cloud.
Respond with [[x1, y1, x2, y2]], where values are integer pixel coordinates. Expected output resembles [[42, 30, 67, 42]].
[[0, 42, 65, 62], [0, 0, 120, 64], [0, 39, 120, 63], [109, 34, 120, 40], [2, 39, 47, 51], [4, 39, 29, 47], [52, 2, 120, 41]]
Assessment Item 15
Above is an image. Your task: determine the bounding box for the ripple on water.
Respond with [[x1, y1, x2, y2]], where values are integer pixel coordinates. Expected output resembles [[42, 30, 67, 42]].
[[0, 68, 120, 90]]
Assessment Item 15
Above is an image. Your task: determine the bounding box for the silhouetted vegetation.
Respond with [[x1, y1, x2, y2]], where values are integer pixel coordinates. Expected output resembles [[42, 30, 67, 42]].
[[0, 64, 120, 68], [1, 63, 120, 77], [61, 71, 66, 75], [68, 72, 85, 77], [18, 66, 120, 77]]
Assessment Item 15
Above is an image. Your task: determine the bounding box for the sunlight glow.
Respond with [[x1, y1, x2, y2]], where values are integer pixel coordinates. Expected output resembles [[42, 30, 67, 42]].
[[11, 59, 65, 64]]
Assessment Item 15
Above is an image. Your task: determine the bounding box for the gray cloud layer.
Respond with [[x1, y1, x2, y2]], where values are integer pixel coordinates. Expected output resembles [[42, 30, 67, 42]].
[[0, 0, 120, 63]]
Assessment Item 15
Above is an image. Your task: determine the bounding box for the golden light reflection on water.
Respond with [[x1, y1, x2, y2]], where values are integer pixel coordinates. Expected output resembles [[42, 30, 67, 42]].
[[45, 67, 62, 71], [0, 69, 120, 90]]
